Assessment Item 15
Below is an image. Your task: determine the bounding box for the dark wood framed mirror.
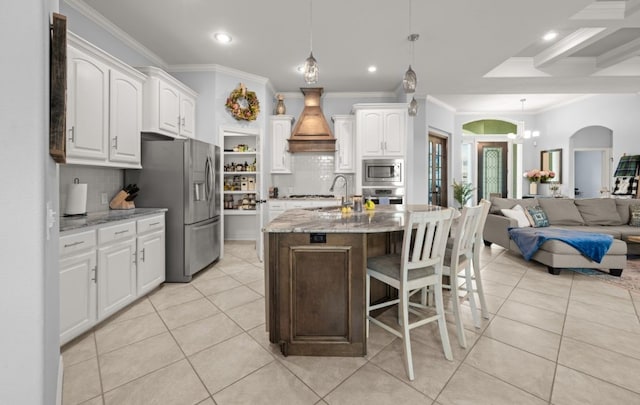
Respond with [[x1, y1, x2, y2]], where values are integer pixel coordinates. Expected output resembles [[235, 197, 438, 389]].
[[540, 148, 562, 183]]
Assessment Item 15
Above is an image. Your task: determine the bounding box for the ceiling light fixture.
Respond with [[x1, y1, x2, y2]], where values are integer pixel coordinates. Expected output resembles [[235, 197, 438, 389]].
[[520, 98, 541, 140], [543, 31, 558, 41], [408, 97, 418, 117], [303, 0, 319, 84], [368, 66, 377, 73], [214, 32, 232, 44]]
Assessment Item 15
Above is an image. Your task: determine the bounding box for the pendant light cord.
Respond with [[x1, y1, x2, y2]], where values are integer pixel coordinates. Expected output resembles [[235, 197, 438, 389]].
[[309, 0, 313, 53]]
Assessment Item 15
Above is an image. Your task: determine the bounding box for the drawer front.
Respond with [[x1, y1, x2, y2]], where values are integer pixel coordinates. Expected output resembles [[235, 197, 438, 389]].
[[269, 201, 286, 210], [60, 230, 96, 256], [137, 214, 165, 234], [98, 221, 136, 244]]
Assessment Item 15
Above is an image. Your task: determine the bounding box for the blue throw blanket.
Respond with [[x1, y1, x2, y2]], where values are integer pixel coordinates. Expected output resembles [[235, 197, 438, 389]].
[[508, 227, 613, 263]]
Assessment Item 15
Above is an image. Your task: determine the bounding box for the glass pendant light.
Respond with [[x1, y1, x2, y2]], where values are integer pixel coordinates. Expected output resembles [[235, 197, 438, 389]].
[[303, 0, 318, 84], [403, 33, 419, 93], [402, 0, 418, 93], [408, 97, 418, 116]]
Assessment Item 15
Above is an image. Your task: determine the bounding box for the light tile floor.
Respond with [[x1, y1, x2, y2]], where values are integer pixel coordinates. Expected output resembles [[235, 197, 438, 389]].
[[61, 241, 640, 405]]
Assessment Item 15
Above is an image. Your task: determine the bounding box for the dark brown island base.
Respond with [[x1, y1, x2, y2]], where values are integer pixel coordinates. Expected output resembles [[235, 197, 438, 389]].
[[263, 205, 454, 357]]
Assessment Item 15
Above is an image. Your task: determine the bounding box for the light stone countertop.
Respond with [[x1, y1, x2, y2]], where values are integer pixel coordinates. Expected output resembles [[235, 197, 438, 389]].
[[60, 208, 168, 233], [263, 204, 455, 233]]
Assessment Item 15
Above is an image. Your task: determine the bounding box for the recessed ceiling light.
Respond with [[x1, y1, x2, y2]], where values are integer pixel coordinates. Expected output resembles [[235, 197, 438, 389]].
[[543, 31, 557, 41], [214, 32, 232, 44], [368, 66, 377, 73]]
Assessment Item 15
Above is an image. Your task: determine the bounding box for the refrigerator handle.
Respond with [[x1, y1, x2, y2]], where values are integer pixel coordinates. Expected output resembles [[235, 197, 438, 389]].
[[205, 155, 214, 202]]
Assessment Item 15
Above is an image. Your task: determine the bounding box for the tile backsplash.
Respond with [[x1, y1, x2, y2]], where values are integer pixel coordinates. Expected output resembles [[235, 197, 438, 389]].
[[60, 165, 123, 213], [271, 153, 354, 196]]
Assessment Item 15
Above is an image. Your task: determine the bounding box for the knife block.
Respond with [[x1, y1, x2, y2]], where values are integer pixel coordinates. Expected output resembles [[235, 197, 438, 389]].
[[109, 190, 135, 210]]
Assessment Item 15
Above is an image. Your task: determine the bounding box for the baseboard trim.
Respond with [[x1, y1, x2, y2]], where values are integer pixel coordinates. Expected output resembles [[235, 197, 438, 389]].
[[56, 355, 64, 405]]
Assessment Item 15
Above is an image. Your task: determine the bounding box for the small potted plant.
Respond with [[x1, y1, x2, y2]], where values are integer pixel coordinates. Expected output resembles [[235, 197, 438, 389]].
[[452, 179, 474, 209]]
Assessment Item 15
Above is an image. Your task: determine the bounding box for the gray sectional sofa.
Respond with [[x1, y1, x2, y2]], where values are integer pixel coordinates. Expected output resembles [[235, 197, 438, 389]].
[[483, 197, 640, 276]]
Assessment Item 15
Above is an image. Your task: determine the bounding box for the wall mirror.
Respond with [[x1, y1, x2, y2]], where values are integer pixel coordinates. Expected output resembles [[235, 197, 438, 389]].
[[540, 148, 562, 183]]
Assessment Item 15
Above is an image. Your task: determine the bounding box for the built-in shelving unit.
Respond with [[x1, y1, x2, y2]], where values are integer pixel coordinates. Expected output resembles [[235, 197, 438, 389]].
[[219, 126, 263, 244]]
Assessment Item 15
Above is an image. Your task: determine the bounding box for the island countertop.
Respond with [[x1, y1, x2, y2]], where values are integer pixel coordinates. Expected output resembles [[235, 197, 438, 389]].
[[263, 204, 453, 234]]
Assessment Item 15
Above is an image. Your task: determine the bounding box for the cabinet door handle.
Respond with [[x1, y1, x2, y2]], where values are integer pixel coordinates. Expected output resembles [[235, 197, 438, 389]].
[[149, 222, 160, 226], [177, 116, 181, 128], [380, 141, 384, 151], [113, 136, 118, 150], [140, 248, 146, 262], [91, 266, 97, 282], [68, 126, 75, 143], [181, 117, 185, 127], [114, 230, 129, 235], [64, 240, 84, 248]]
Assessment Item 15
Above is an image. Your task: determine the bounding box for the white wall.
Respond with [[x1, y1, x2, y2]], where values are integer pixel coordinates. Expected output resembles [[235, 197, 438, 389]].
[[1, 1, 59, 404], [534, 94, 640, 197]]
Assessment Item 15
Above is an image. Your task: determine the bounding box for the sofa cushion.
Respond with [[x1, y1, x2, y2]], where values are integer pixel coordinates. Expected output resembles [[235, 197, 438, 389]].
[[489, 197, 539, 214], [525, 206, 549, 227], [574, 198, 623, 225], [551, 225, 622, 239], [615, 198, 638, 224], [501, 205, 530, 227], [630, 205, 640, 227], [538, 199, 584, 225]]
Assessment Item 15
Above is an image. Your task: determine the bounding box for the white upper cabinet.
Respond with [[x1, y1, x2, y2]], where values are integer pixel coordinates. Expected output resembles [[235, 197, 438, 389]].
[[332, 115, 355, 173], [354, 104, 407, 158], [66, 33, 145, 168], [109, 69, 142, 164], [137, 66, 198, 139], [270, 115, 293, 174], [66, 45, 109, 162]]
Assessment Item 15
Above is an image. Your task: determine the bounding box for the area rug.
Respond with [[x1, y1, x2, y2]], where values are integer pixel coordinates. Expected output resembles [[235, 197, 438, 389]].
[[569, 258, 640, 291]]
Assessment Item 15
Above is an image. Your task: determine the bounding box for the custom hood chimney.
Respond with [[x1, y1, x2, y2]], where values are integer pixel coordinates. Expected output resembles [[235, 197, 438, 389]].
[[288, 87, 336, 152]]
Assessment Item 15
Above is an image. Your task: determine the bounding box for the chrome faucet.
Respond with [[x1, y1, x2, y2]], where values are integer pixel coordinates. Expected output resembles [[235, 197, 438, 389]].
[[329, 175, 349, 206]]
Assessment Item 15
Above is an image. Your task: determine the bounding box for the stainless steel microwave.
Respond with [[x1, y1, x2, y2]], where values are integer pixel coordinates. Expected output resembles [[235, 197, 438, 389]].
[[362, 159, 403, 187]]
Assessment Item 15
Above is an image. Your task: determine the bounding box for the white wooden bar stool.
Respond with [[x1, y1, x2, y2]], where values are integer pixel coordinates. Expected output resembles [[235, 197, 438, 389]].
[[365, 207, 454, 381]]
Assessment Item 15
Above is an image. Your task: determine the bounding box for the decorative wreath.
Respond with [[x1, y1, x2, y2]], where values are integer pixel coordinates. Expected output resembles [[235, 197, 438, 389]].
[[225, 83, 260, 121]]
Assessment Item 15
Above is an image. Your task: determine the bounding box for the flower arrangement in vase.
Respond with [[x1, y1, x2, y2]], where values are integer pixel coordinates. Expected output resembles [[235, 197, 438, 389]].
[[523, 169, 555, 195]]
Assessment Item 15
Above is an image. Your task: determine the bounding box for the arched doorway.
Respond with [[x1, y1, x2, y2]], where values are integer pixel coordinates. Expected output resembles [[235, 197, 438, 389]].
[[570, 126, 613, 198], [461, 119, 520, 202]]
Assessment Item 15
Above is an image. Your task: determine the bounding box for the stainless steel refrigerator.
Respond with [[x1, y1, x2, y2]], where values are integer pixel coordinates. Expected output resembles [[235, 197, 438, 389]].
[[126, 139, 220, 282]]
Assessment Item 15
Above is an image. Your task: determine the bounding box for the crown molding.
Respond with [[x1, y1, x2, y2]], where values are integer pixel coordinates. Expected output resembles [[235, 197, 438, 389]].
[[426, 95, 456, 112], [64, 0, 167, 69]]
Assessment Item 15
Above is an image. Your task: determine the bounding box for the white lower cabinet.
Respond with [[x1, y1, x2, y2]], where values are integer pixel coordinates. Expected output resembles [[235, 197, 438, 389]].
[[59, 212, 165, 345], [97, 237, 137, 320], [136, 215, 166, 295], [59, 248, 97, 345]]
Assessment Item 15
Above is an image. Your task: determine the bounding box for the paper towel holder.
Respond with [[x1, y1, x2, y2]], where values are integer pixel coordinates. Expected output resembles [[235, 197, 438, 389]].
[[64, 178, 88, 217]]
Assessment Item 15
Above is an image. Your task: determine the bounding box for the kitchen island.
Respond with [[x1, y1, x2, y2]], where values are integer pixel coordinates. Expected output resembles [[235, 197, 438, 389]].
[[263, 204, 452, 357]]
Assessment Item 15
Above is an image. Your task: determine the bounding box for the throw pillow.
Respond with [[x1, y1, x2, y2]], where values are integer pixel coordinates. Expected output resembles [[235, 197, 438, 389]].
[[525, 205, 549, 228], [574, 198, 623, 225], [538, 199, 584, 225], [613, 176, 638, 195], [501, 205, 531, 227], [630, 205, 640, 227]]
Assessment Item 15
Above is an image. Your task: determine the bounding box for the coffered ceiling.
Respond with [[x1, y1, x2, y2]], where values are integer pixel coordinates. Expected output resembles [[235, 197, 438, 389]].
[[68, 0, 640, 112]]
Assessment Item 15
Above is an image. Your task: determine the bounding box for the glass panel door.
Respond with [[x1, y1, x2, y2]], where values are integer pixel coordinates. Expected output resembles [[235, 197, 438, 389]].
[[477, 142, 508, 201], [428, 134, 447, 206]]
